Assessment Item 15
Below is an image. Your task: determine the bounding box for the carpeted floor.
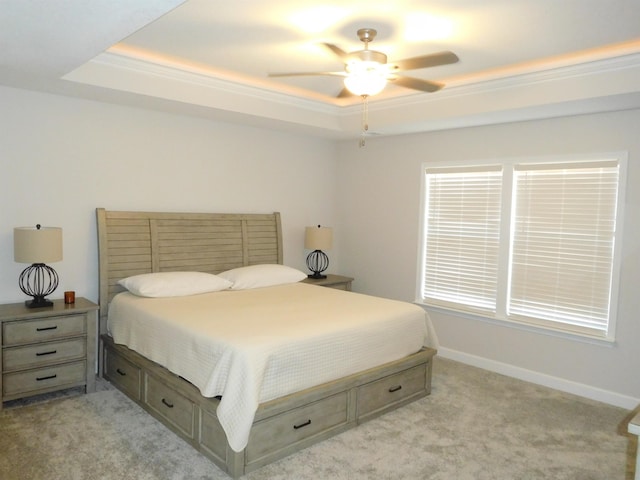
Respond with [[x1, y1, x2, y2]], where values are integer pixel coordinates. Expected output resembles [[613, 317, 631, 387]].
[[0, 357, 636, 480]]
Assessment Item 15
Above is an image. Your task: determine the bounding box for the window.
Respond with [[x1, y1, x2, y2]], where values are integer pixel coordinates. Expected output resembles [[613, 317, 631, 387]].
[[421, 166, 502, 313], [418, 155, 625, 340]]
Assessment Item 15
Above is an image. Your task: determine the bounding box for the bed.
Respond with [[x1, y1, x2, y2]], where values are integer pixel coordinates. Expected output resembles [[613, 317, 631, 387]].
[[96, 208, 437, 478]]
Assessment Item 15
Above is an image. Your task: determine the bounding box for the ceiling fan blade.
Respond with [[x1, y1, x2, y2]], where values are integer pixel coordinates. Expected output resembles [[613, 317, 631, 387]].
[[321, 43, 350, 61], [391, 51, 459, 71], [268, 71, 346, 78], [391, 76, 444, 93]]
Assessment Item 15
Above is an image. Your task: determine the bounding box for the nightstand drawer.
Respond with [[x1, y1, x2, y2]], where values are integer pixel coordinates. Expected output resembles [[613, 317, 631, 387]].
[[356, 364, 426, 417], [3, 315, 86, 346], [3, 338, 86, 372], [3, 360, 86, 397], [145, 374, 196, 439]]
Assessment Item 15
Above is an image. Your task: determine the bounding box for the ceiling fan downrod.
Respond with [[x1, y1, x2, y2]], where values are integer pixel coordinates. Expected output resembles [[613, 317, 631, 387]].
[[352, 28, 387, 64]]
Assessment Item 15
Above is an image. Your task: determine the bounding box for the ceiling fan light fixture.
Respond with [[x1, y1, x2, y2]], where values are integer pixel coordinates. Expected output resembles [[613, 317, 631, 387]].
[[344, 61, 388, 96]]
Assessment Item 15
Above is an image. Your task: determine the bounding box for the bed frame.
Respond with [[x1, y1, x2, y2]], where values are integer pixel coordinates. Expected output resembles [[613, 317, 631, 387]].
[[96, 208, 436, 478]]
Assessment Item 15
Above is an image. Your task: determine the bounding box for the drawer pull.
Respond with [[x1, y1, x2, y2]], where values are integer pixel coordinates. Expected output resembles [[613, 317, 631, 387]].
[[36, 350, 57, 356], [36, 374, 58, 381], [36, 325, 58, 332], [293, 419, 312, 430], [161, 398, 174, 408], [116, 368, 127, 376], [388, 385, 403, 393]]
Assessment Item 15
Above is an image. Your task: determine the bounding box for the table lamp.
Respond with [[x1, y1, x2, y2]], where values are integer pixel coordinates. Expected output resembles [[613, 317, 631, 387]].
[[14, 224, 63, 308], [304, 225, 333, 279]]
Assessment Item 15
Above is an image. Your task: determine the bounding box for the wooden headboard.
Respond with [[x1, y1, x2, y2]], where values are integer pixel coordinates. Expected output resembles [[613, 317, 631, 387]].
[[96, 208, 283, 334]]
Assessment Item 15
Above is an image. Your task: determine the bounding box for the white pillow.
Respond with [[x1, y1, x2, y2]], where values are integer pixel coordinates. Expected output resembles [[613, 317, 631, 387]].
[[219, 264, 307, 290], [118, 271, 232, 298]]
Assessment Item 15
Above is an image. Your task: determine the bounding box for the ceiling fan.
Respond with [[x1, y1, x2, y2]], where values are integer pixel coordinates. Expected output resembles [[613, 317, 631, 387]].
[[269, 28, 459, 98]]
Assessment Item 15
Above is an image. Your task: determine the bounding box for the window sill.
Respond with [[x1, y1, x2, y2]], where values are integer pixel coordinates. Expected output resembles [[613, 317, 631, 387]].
[[414, 300, 616, 347]]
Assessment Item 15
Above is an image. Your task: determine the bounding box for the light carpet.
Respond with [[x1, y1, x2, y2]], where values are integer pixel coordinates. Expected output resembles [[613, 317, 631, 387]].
[[0, 357, 636, 480]]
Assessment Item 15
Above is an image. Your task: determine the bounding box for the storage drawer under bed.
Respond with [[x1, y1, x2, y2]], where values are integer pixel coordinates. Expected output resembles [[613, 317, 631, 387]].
[[104, 347, 142, 401], [356, 363, 427, 419], [246, 391, 349, 464], [144, 373, 197, 439]]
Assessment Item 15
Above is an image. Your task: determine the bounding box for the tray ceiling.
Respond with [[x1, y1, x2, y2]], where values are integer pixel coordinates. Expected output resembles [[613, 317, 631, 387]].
[[2, 0, 640, 138]]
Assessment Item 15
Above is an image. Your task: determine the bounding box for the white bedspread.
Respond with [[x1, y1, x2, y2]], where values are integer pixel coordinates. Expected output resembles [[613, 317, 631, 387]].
[[107, 282, 437, 452]]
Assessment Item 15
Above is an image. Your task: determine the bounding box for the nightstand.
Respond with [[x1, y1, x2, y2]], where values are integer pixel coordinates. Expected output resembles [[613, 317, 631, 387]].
[[0, 297, 98, 409], [302, 274, 354, 291]]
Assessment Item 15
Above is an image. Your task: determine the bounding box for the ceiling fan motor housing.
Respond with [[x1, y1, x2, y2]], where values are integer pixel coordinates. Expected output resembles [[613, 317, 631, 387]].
[[348, 49, 387, 65]]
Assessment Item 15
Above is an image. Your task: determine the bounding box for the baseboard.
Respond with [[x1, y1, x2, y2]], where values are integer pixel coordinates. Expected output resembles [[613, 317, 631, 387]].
[[437, 347, 639, 410]]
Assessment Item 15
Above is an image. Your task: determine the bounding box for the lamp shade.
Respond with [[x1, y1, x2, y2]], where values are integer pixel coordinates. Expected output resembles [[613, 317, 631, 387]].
[[14, 226, 63, 264], [304, 226, 333, 251]]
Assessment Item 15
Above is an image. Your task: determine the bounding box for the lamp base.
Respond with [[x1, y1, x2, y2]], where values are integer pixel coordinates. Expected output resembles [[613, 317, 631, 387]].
[[25, 296, 54, 308], [306, 250, 329, 280], [18, 263, 59, 309], [307, 273, 327, 279]]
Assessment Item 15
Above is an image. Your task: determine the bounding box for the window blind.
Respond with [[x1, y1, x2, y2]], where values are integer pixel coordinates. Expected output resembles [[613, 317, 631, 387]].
[[508, 161, 620, 333], [422, 166, 503, 312]]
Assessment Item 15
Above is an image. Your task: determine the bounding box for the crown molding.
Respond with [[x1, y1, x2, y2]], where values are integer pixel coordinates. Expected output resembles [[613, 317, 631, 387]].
[[63, 48, 640, 138], [340, 51, 640, 135], [74, 52, 341, 115], [371, 51, 640, 111]]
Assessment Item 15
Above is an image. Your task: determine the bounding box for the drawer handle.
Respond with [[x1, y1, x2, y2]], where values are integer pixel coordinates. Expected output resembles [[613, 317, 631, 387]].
[[36, 350, 57, 357], [36, 325, 58, 332], [161, 398, 174, 408], [293, 419, 312, 430], [116, 368, 127, 376], [388, 385, 403, 393], [36, 374, 57, 381]]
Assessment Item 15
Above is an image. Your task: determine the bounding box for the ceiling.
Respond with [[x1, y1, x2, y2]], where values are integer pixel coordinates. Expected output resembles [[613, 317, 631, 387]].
[[2, 0, 640, 139]]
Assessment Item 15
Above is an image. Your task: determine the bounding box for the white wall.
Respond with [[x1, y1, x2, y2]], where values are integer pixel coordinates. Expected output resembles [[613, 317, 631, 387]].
[[0, 85, 338, 305], [336, 109, 640, 407]]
